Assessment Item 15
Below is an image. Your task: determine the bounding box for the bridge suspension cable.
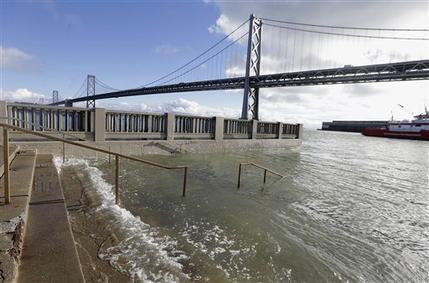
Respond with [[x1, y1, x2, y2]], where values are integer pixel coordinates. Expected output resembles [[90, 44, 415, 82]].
[[85, 19, 250, 93], [159, 31, 248, 85], [68, 77, 119, 101], [95, 78, 120, 92], [261, 17, 429, 32], [71, 78, 87, 98], [141, 18, 250, 87], [263, 23, 429, 41], [261, 15, 429, 75]]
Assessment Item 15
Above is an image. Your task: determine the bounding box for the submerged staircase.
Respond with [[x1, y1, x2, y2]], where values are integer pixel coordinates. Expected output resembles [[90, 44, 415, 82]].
[[0, 149, 84, 282], [0, 122, 189, 282]]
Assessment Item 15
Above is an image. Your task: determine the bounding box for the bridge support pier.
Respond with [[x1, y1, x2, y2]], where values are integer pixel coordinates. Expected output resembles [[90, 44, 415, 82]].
[[241, 14, 262, 121], [52, 90, 59, 104], [86, 75, 96, 109]]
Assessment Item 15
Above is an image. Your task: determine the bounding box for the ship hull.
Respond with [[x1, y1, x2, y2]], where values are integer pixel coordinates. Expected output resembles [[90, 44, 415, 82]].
[[362, 128, 429, 140]]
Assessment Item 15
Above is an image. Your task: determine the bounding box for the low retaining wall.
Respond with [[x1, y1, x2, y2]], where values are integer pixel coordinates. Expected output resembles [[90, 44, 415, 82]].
[[13, 138, 302, 158], [0, 101, 303, 142]]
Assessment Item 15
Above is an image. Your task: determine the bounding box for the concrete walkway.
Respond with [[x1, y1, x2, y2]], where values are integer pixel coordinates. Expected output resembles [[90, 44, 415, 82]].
[[17, 154, 84, 283], [0, 150, 36, 282], [60, 165, 130, 282]]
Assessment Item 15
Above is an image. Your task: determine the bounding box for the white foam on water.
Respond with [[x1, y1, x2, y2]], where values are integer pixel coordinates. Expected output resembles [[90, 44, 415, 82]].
[[53, 156, 189, 282], [179, 220, 261, 280]]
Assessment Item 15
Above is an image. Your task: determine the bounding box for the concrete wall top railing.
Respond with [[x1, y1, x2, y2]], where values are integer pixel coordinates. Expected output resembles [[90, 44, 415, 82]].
[[1, 101, 94, 141], [0, 101, 303, 142], [105, 110, 166, 140], [175, 114, 215, 140], [224, 118, 253, 139]]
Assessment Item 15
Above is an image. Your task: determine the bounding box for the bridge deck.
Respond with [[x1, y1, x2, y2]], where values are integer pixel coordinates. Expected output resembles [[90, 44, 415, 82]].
[[52, 60, 429, 106]]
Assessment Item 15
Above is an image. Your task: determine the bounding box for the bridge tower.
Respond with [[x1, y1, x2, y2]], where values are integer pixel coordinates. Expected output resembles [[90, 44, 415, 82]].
[[241, 14, 262, 120], [86, 74, 96, 108], [52, 90, 59, 104]]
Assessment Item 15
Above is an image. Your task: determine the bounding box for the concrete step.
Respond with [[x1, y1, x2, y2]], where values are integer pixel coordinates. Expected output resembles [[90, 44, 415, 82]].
[[0, 150, 37, 282], [16, 154, 84, 283]]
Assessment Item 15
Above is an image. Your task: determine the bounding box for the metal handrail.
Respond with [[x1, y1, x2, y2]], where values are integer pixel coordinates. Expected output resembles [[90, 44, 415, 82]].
[[0, 122, 189, 206], [0, 116, 87, 141], [237, 162, 284, 190]]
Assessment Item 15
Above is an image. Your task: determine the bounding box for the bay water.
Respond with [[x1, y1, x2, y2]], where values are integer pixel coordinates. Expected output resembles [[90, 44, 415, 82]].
[[64, 130, 428, 282]]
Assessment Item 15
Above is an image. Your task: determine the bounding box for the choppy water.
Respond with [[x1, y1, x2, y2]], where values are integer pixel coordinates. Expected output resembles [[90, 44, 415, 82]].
[[59, 130, 429, 282]]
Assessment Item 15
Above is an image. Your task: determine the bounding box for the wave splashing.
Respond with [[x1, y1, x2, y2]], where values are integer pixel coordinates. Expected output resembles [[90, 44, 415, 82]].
[[54, 156, 189, 282]]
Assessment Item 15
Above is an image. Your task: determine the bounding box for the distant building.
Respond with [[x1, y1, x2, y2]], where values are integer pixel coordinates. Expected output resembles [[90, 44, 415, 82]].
[[321, 120, 388, 133]]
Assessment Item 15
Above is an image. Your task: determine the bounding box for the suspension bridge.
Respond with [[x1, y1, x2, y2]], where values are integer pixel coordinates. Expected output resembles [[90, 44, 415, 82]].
[[51, 14, 429, 120]]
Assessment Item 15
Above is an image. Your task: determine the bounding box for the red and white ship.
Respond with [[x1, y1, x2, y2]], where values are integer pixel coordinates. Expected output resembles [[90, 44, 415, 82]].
[[362, 108, 429, 140]]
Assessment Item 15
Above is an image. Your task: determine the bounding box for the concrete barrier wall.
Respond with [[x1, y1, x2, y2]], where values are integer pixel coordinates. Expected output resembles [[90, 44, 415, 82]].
[[13, 138, 302, 157], [1, 101, 303, 142]]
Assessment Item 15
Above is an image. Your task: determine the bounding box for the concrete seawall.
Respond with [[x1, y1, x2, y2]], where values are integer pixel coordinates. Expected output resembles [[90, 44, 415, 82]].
[[13, 139, 302, 158]]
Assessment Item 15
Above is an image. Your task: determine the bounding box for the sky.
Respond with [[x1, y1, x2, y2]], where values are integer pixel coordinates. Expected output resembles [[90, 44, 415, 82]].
[[1, 0, 428, 128]]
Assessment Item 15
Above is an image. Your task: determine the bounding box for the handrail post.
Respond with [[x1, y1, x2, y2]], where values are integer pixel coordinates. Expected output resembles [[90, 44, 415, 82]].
[[62, 133, 65, 163], [263, 169, 267, 183], [237, 163, 242, 189], [0, 122, 191, 200], [3, 128, 10, 204], [115, 155, 120, 205], [108, 145, 111, 164], [182, 167, 188, 197]]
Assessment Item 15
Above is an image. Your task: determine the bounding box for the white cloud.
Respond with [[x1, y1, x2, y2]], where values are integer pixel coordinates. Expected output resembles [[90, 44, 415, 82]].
[[0, 46, 36, 71], [344, 84, 381, 97], [208, 14, 230, 34], [1, 88, 47, 103], [99, 98, 240, 118], [149, 98, 239, 117], [208, 14, 248, 42], [256, 81, 429, 128], [203, 1, 429, 127]]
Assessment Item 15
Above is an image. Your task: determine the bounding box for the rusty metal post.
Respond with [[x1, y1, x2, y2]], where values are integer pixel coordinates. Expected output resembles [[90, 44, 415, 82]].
[[62, 133, 65, 163], [263, 169, 267, 183], [3, 128, 10, 204], [182, 167, 188, 197], [237, 163, 242, 189], [115, 155, 120, 205]]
